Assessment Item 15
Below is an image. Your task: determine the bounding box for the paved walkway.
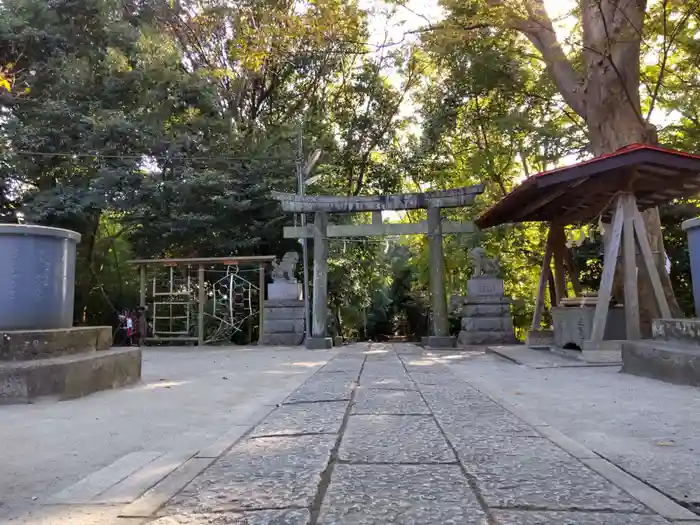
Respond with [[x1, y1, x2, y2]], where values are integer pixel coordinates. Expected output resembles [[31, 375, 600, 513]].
[[445, 346, 700, 517], [7, 343, 700, 524], [1, 346, 337, 523]]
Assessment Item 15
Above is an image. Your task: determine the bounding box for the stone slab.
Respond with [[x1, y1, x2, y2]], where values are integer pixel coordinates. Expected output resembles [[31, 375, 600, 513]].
[[264, 306, 304, 320], [318, 359, 364, 374], [492, 510, 671, 525], [460, 437, 646, 512], [438, 412, 542, 442], [306, 337, 333, 350], [150, 509, 311, 525], [462, 303, 511, 317], [622, 341, 700, 387], [339, 415, 455, 463], [458, 330, 517, 346], [262, 319, 304, 334], [258, 333, 303, 346], [47, 451, 163, 504], [94, 450, 197, 504], [267, 281, 301, 300], [283, 374, 355, 404], [421, 387, 541, 441], [352, 388, 429, 415], [263, 298, 304, 308], [165, 435, 335, 513], [120, 457, 216, 518], [4, 505, 130, 525], [580, 457, 699, 521], [552, 306, 626, 350], [196, 425, 253, 459], [580, 350, 622, 363], [318, 464, 486, 524], [526, 330, 554, 349], [422, 336, 455, 348], [250, 400, 347, 436], [360, 363, 414, 390], [462, 317, 513, 332], [463, 297, 512, 305], [360, 374, 416, 390], [0, 326, 112, 361], [467, 277, 505, 297], [653, 318, 700, 346], [486, 345, 596, 369], [0, 347, 142, 404]]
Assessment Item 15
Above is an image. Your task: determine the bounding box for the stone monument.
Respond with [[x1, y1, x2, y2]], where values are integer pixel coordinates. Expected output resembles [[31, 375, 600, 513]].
[[457, 248, 517, 347], [259, 252, 305, 345], [0, 225, 141, 404]]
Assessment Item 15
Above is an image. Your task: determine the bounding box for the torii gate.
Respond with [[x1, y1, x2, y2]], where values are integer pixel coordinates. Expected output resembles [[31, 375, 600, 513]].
[[272, 185, 484, 349]]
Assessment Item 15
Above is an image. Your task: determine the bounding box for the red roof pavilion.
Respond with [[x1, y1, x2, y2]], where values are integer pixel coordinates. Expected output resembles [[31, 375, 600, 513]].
[[476, 144, 700, 228]]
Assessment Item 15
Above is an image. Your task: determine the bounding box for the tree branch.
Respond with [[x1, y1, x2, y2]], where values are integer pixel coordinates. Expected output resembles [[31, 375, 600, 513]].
[[503, 1, 587, 119]]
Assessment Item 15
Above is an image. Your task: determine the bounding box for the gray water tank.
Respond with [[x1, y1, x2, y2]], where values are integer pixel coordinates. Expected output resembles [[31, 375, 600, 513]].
[[683, 217, 700, 317], [0, 224, 81, 330]]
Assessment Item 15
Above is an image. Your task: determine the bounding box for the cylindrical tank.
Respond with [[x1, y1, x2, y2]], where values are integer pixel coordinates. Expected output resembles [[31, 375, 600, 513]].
[[0, 224, 81, 330], [682, 217, 700, 317]]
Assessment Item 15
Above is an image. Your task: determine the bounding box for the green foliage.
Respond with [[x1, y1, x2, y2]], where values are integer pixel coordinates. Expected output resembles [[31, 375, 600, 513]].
[[2, 0, 700, 340]]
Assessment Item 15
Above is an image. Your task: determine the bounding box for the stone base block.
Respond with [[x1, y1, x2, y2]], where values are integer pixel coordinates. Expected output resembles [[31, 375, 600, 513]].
[[527, 330, 554, 349], [0, 326, 113, 361], [458, 330, 517, 346], [260, 300, 304, 346], [462, 303, 511, 317], [461, 316, 513, 332], [581, 340, 623, 363], [259, 333, 304, 346], [306, 337, 332, 350], [268, 281, 301, 300], [552, 306, 625, 350], [422, 336, 455, 349], [622, 341, 700, 387], [333, 336, 344, 347], [263, 319, 304, 334], [265, 307, 304, 321], [652, 318, 700, 345], [0, 347, 142, 404]]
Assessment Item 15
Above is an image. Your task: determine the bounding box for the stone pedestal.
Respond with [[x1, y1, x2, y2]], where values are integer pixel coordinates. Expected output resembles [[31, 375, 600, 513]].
[[259, 299, 305, 346], [458, 278, 517, 347], [422, 336, 456, 349], [306, 337, 332, 350], [0, 326, 141, 404], [551, 305, 626, 350], [526, 330, 554, 349], [622, 318, 700, 386], [268, 282, 301, 300]]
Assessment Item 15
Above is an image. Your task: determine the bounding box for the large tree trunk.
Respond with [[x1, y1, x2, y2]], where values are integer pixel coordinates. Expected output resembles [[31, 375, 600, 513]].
[[502, 0, 684, 333]]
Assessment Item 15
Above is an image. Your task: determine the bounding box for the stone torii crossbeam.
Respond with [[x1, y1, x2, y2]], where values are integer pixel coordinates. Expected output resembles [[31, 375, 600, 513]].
[[272, 185, 484, 349]]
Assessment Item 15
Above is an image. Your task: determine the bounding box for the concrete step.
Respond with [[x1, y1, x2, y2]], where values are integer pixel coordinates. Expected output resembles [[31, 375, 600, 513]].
[[622, 339, 700, 387], [0, 347, 142, 404], [652, 319, 700, 346], [0, 326, 112, 361]]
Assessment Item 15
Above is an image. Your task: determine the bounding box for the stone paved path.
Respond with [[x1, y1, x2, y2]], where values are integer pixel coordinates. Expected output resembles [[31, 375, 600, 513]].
[[147, 343, 688, 525]]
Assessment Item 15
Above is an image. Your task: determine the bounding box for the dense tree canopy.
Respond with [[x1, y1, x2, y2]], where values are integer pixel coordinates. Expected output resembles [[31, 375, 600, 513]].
[[1, 0, 699, 339]]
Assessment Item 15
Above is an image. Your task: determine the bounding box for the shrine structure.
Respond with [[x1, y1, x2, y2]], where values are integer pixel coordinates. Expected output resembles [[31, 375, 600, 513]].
[[272, 186, 484, 349], [477, 144, 700, 378]]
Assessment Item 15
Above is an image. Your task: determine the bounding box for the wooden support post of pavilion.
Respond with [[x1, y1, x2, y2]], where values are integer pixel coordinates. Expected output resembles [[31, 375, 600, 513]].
[[476, 144, 700, 358]]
